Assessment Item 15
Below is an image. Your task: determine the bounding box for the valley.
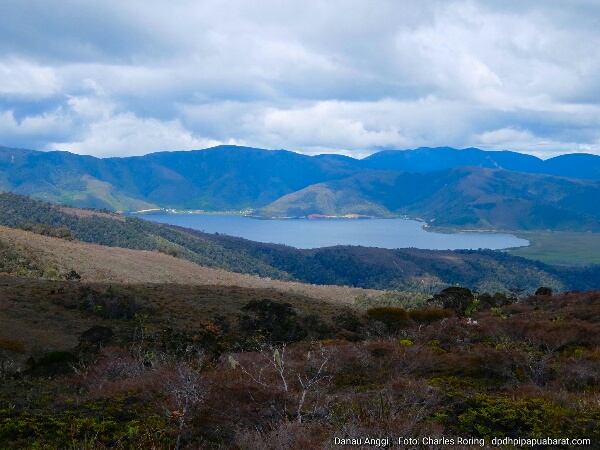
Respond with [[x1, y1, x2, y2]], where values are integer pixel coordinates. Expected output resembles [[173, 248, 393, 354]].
[[4, 145, 600, 233], [3, 2, 599, 446], [1, 150, 600, 448]]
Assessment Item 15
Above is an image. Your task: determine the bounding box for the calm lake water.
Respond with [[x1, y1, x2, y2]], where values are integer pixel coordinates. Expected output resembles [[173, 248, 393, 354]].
[[143, 214, 529, 250]]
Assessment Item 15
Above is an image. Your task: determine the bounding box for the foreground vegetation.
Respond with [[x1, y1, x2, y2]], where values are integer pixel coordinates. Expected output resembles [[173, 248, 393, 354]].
[[1, 276, 599, 448]]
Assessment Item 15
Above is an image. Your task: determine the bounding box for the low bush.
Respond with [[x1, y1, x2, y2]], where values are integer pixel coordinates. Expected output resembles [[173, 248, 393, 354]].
[[408, 307, 452, 324], [366, 307, 410, 332]]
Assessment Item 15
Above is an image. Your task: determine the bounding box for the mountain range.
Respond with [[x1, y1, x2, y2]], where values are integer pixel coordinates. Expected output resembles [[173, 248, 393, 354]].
[[2, 144, 600, 231]]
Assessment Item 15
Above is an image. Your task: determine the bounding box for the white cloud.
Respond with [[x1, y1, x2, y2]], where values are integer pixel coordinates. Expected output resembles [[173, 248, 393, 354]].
[[48, 112, 227, 158], [475, 127, 600, 159], [0, 108, 71, 144], [0, 59, 59, 97], [234, 98, 479, 154], [2, 0, 600, 158]]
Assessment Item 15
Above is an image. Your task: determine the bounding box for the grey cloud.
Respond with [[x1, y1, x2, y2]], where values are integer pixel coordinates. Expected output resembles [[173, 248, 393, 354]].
[[1, 0, 170, 63], [1, 0, 600, 158]]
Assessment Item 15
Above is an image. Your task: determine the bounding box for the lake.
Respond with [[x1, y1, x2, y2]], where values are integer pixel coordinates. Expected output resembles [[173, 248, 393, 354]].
[[142, 214, 529, 250]]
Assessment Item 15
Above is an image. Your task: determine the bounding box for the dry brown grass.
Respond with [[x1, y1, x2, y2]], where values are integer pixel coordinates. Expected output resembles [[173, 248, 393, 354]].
[[0, 277, 97, 354], [0, 226, 382, 306]]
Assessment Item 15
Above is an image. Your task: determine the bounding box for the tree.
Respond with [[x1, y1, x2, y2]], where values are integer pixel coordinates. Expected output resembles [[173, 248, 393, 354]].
[[431, 287, 475, 317], [240, 299, 307, 344], [229, 342, 331, 423], [166, 361, 206, 450], [535, 286, 553, 296]]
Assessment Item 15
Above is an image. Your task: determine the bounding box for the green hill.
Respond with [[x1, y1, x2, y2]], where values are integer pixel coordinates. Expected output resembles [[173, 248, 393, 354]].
[[1, 192, 600, 294], [0, 145, 362, 211], [257, 167, 600, 231], [4, 144, 600, 233]]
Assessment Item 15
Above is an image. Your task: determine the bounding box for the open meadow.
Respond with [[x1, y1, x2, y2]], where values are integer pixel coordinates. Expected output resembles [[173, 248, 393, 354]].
[[509, 231, 600, 266]]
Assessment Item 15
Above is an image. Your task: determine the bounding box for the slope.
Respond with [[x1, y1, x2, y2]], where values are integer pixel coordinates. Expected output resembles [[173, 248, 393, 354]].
[[0, 225, 378, 305], [5, 144, 600, 215], [2, 192, 600, 294], [257, 167, 600, 231], [362, 146, 600, 180], [0, 145, 363, 211]]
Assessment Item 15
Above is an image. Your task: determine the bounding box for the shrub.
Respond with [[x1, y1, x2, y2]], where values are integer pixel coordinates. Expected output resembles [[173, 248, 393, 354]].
[[64, 269, 81, 281], [477, 292, 510, 310], [26, 351, 79, 377], [430, 287, 475, 317], [76, 286, 148, 320], [240, 299, 307, 344], [452, 394, 597, 440], [78, 325, 114, 348], [366, 307, 410, 332], [535, 286, 553, 296], [332, 310, 363, 333], [408, 307, 452, 324]]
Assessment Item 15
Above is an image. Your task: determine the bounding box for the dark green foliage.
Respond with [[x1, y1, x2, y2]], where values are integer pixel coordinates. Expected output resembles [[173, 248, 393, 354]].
[[2, 192, 600, 294], [301, 314, 334, 339], [64, 269, 81, 281], [19, 222, 74, 240], [366, 307, 410, 331], [240, 299, 307, 344], [156, 323, 230, 361], [0, 192, 290, 279], [535, 286, 553, 296], [1, 275, 600, 448], [431, 287, 475, 316], [451, 394, 595, 440], [257, 165, 600, 231], [0, 145, 362, 211], [332, 310, 363, 333], [477, 292, 510, 310], [26, 351, 78, 377], [408, 307, 452, 324], [0, 399, 170, 448], [75, 286, 149, 320], [5, 145, 600, 232], [78, 325, 114, 348], [190, 322, 231, 361], [199, 230, 600, 294]]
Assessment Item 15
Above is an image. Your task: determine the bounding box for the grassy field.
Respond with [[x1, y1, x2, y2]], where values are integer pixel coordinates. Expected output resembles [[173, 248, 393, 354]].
[[509, 230, 600, 265], [0, 225, 382, 305]]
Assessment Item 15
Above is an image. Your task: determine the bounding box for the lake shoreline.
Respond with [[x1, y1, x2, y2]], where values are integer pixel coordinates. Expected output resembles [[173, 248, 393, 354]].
[[141, 213, 529, 251]]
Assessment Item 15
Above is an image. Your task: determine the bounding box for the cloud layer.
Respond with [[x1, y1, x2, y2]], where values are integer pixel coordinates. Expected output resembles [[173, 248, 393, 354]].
[[2, 0, 600, 158]]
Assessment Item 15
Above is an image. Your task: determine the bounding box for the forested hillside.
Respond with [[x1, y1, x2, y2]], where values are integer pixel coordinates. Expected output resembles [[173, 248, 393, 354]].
[[1, 192, 599, 295], [3, 145, 600, 232], [257, 167, 600, 231], [0, 145, 361, 211], [0, 192, 289, 280]]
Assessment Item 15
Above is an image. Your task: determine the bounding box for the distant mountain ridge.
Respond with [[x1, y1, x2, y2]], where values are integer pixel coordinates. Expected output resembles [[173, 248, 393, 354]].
[[0, 145, 362, 211], [258, 167, 600, 231], [363, 146, 600, 180], [2, 144, 600, 231]]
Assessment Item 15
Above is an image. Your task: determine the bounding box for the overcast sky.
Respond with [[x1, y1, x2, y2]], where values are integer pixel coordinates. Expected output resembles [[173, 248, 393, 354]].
[[1, 0, 599, 159]]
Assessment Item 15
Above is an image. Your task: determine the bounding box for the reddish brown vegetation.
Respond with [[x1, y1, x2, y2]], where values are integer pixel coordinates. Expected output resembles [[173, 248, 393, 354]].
[[2, 281, 600, 448]]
